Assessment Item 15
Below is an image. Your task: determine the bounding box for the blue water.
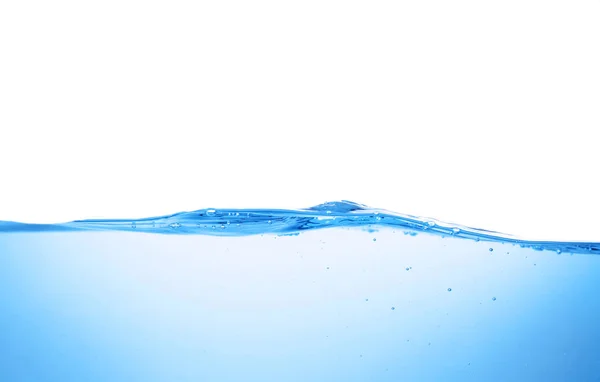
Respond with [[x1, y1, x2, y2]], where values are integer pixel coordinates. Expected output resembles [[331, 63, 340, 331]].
[[1, 201, 599, 381]]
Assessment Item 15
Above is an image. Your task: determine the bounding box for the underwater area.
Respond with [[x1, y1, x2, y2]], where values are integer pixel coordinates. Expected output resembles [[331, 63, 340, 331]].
[[1, 201, 599, 381]]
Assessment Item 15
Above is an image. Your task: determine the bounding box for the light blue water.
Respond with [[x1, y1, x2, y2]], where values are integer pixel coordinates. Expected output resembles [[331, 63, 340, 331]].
[[1, 201, 599, 381]]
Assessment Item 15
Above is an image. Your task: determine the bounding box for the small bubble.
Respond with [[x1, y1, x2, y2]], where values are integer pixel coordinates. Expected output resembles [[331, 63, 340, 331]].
[[326, 267, 330, 270], [427, 221, 436, 227], [489, 248, 494, 252], [391, 307, 395, 310], [131, 222, 136, 229], [220, 225, 225, 229], [206, 209, 216, 216], [475, 237, 480, 242], [365, 298, 369, 302], [169, 222, 181, 229], [359, 354, 363, 358], [405, 267, 410, 271], [447, 288, 452, 292], [268, 220, 272, 224], [492, 297, 497, 301], [452, 228, 460, 235], [373, 238, 377, 242], [556, 249, 562, 254]]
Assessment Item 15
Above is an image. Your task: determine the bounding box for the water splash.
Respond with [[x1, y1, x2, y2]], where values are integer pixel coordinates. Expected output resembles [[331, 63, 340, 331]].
[[0, 200, 598, 255]]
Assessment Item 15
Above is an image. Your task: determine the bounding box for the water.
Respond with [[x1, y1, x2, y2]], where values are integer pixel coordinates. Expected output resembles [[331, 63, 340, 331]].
[[1, 201, 599, 381]]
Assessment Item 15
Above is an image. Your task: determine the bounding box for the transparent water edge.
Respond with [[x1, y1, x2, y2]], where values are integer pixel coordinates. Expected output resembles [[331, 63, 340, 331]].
[[1, 201, 598, 255]]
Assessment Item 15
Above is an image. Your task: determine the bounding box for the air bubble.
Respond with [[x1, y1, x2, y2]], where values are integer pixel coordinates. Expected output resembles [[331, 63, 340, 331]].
[[405, 267, 410, 271], [131, 222, 136, 229], [169, 223, 181, 229], [206, 209, 216, 216], [447, 288, 452, 292], [391, 307, 395, 310], [489, 248, 494, 252], [452, 228, 460, 235], [556, 249, 562, 254], [492, 297, 497, 301], [373, 238, 377, 242]]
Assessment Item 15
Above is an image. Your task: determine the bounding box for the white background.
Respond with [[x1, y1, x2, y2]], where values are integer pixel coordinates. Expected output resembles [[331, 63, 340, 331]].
[[1, 0, 598, 241]]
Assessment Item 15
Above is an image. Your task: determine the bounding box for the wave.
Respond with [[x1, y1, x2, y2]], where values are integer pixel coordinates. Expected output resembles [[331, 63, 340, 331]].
[[0, 201, 597, 255]]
